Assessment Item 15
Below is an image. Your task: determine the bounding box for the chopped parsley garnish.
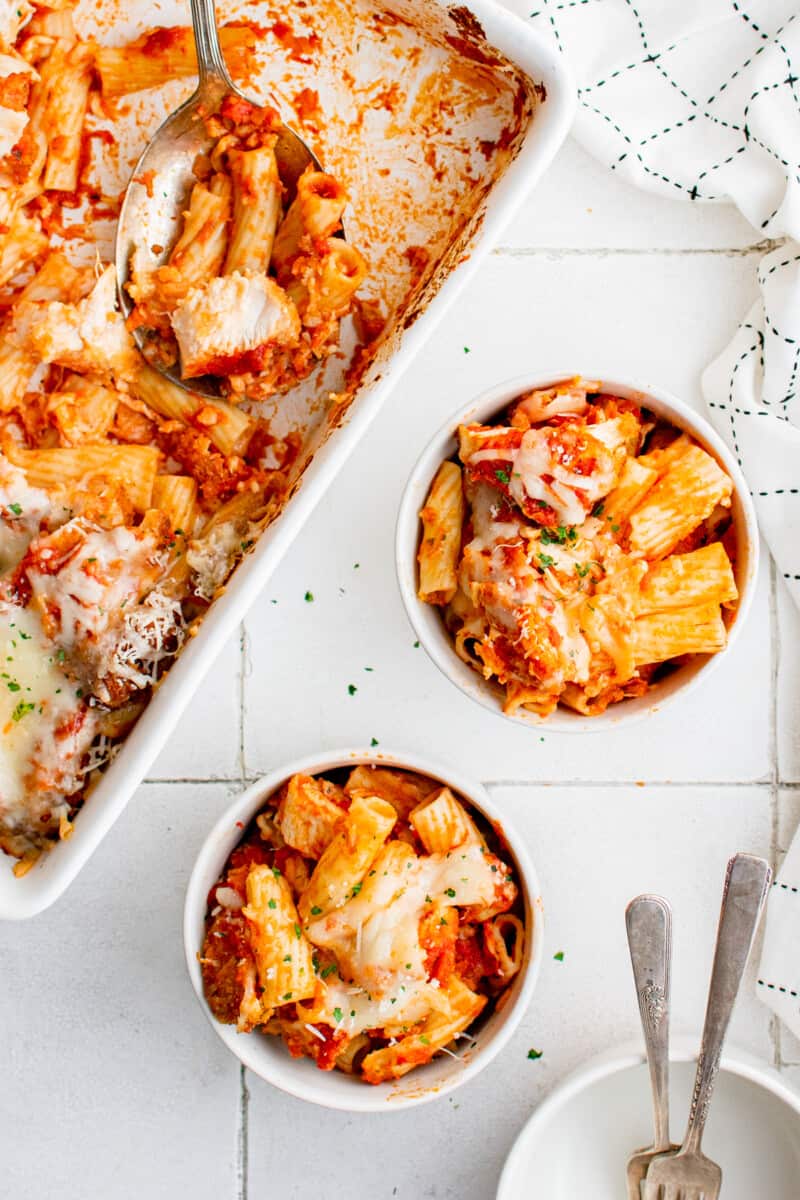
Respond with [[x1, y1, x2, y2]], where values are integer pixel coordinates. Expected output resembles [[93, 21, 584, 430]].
[[494, 468, 510, 485], [540, 525, 576, 546], [271, 866, 281, 877], [6, 681, 20, 692], [554, 951, 564, 962], [444, 887, 456, 898], [310, 905, 322, 915], [7, 502, 22, 516], [413, 640, 420, 648], [574, 563, 591, 578], [351, 883, 362, 897], [267, 899, 277, 909], [610, 522, 620, 533], [347, 684, 357, 695], [592, 501, 605, 517], [537, 552, 554, 569], [320, 964, 338, 979], [333, 1007, 343, 1023], [370, 737, 379, 747], [527, 1048, 543, 1060], [283, 955, 292, 963], [294, 923, 302, 939], [419, 1035, 430, 1045], [304, 591, 314, 602], [439, 916, 447, 926], [282, 992, 292, 1001], [424, 894, 432, 904], [463, 346, 470, 354], [11, 701, 34, 722]]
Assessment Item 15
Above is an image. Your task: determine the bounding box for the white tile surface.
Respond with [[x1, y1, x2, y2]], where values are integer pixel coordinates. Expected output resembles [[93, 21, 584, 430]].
[[0, 783, 241, 1200], [243, 249, 768, 784], [777, 582, 800, 783], [246, 785, 773, 1199], [150, 630, 243, 781], [504, 137, 759, 251], [4, 50, 796, 1200]]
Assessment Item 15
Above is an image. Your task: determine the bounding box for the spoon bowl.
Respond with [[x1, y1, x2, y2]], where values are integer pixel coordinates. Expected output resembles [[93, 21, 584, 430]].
[[115, 0, 320, 399]]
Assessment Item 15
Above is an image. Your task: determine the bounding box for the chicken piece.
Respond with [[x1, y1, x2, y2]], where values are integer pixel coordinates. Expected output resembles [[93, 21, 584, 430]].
[[170, 271, 301, 379], [0, 52, 37, 158], [9, 266, 138, 380]]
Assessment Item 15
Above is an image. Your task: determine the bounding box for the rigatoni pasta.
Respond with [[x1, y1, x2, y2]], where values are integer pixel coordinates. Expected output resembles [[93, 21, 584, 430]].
[[0, 7, 359, 873], [126, 94, 367, 400], [417, 377, 740, 719], [200, 765, 526, 1084]]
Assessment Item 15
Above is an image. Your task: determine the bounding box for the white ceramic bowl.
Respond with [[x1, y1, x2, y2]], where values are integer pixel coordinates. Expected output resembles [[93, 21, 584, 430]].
[[184, 747, 544, 1112], [497, 1039, 800, 1200], [396, 370, 759, 733]]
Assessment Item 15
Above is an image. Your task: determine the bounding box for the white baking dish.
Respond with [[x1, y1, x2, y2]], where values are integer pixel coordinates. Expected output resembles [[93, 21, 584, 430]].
[[0, 1, 574, 917]]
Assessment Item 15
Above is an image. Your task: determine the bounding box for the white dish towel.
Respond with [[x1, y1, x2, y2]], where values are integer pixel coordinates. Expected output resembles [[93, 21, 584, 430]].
[[526, 0, 800, 1038]]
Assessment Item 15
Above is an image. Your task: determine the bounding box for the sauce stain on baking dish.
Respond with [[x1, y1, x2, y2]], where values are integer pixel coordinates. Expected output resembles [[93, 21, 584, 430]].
[[78, 0, 538, 445]]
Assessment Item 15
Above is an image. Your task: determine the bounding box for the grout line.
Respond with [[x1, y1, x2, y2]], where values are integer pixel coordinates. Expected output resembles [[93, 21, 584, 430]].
[[482, 778, 772, 790], [491, 239, 785, 259], [237, 1064, 249, 1200], [144, 776, 246, 786], [141, 775, 778, 788], [768, 559, 783, 1070], [238, 622, 248, 784]]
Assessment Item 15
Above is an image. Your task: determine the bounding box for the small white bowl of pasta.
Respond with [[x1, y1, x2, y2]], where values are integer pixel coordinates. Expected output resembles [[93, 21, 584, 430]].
[[395, 371, 759, 731], [184, 748, 543, 1112]]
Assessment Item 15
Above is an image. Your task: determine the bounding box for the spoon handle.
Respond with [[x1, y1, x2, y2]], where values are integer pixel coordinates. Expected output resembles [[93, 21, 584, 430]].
[[626, 895, 673, 1153], [682, 853, 772, 1156], [190, 0, 234, 90]]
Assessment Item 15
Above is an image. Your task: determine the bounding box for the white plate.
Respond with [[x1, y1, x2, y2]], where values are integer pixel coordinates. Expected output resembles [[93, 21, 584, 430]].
[[497, 1041, 800, 1200]]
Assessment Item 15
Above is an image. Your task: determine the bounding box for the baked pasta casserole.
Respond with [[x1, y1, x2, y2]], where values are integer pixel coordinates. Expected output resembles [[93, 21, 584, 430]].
[[417, 377, 739, 718], [0, 4, 365, 870], [200, 765, 526, 1084]]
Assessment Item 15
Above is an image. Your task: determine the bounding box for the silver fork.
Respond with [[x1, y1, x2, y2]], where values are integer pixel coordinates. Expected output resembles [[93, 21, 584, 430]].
[[625, 895, 679, 1198], [643, 853, 772, 1200]]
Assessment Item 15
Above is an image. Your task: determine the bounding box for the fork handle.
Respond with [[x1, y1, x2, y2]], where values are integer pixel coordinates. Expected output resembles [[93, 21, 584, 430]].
[[626, 894, 673, 1153], [190, 0, 234, 91], [683, 853, 772, 1156]]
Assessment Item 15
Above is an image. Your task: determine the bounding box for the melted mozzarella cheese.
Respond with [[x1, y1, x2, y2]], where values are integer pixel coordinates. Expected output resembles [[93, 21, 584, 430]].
[[510, 432, 591, 525], [0, 456, 54, 572], [28, 525, 160, 649], [469, 427, 618, 526], [0, 5, 32, 45], [171, 272, 301, 377], [305, 843, 497, 1035], [0, 603, 88, 828]]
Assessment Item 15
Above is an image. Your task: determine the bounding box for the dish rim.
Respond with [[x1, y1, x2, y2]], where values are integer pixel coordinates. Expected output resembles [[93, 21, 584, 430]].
[[395, 367, 760, 734], [182, 745, 545, 1112]]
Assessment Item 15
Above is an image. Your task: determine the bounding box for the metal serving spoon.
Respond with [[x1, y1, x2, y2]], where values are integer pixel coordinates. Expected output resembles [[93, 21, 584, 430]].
[[115, 0, 321, 399]]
